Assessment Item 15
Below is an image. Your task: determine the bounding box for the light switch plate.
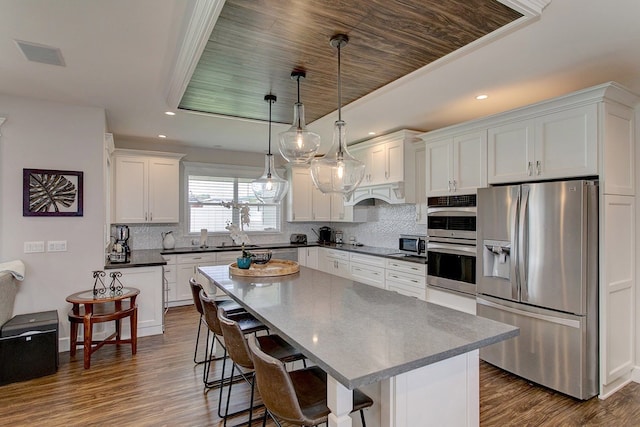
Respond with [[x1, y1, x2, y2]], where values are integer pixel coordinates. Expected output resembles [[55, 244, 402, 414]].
[[47, 240, 67, 252], [24, 241, 45, 253]]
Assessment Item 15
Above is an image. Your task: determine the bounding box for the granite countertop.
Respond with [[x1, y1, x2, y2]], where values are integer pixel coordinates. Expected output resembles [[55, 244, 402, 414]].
[[105, 241, 426, 269], [199, 264, 518, 390]]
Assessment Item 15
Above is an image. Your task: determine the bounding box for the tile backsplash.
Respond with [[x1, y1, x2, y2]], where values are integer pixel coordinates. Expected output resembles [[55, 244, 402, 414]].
[[120, 203, 424, 251]]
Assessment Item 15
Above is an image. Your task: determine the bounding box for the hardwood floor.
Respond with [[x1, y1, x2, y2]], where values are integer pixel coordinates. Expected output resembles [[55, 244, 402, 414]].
[[0, 305, 638, 426]]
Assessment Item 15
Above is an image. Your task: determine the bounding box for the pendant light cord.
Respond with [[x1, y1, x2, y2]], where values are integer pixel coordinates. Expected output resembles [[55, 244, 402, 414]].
[[296, 76, 302, 128], [268, 97, 273, 156], [337, 42, 342, 123]]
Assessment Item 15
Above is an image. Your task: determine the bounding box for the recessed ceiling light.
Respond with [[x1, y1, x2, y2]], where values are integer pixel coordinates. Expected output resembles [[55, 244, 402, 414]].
[[368, 132, 376, 136], [165, 111, 175, 116], [476, 94, 489, 100], [158, 134, 167, 138]]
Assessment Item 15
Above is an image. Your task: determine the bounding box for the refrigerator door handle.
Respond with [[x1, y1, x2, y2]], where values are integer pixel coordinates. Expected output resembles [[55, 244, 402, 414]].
[[477, 297, 581, 329], [509, 186, 520, 300], [518, 186, 530, 301]]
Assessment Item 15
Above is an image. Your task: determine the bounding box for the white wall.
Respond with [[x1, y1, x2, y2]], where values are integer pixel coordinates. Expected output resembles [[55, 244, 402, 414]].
[[0, 94, 106, 347]]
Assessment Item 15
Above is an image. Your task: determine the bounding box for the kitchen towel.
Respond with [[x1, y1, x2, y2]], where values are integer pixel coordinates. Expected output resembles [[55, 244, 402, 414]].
[[0, 260, 25, 281]]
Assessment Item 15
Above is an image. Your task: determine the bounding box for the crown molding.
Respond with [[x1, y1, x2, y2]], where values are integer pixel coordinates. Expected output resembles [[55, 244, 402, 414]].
[[165, 0, 225, 109]]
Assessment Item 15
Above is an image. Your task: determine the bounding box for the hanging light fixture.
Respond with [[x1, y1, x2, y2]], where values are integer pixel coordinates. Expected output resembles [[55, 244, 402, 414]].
[[278, 70, 321, 163], [251, 94, 289, 203], [310, 34, 365, 198]]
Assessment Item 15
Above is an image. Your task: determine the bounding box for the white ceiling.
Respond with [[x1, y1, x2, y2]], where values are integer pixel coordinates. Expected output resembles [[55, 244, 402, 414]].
[[1, 0, 639, 155]]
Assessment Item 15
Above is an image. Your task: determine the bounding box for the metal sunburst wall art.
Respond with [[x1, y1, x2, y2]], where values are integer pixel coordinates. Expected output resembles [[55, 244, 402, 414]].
[[22, 168, 83, 216]]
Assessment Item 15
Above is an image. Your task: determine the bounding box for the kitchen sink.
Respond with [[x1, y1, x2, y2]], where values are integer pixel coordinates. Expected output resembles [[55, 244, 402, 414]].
[[215, 244, 258, 249]]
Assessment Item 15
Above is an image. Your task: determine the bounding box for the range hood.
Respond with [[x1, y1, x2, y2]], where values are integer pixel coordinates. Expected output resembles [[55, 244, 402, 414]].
[[346, 182, 410, 206]]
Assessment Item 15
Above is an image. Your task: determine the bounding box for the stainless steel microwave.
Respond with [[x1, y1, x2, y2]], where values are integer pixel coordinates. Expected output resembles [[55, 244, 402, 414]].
[[399, 234, 427, 257]]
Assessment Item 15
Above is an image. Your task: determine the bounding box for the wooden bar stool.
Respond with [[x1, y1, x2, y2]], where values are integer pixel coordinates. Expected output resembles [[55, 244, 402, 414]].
[[66, 288, 139, 369]]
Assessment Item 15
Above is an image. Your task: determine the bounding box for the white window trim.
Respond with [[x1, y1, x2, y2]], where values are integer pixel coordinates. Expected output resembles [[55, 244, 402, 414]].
[[183, 161, 284, 236]]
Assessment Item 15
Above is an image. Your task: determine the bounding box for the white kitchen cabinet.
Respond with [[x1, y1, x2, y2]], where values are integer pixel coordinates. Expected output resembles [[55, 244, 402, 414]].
[[318, 247, 350, 279], [349, 253, 385, 289], [175, 253, 217, 303], [286, 165, 355, 222], [413, 141, 427, 224], [112, 149, 184, 223], [488, 104, 598, 184], [298, 247, 319, 269], [385, 259, 426, 300], [116, 266, 164, 337], [425, 131, 487, 197]]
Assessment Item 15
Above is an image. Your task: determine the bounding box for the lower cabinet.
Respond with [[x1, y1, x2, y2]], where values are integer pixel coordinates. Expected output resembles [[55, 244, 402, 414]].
[[116, 266, 164, 337], [162, 255, 177, 306], [349, 253, 385, 289], [385, 259, 426, 300], [426, 286, 476, 315], [318, 248, 351, 279], [298, 247, 319, 269]]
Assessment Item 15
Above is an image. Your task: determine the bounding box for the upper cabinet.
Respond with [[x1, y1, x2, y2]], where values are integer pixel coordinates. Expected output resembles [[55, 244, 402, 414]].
[[487, 104, 598, 184], [286, 165, 357, 222], [424, 131, 487, 197], [348, 130, 421, 205], [112, 149, 184, 224]]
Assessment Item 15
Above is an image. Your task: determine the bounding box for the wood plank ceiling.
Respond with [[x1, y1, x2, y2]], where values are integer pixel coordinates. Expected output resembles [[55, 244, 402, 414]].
[[179, 0, 522, 125]]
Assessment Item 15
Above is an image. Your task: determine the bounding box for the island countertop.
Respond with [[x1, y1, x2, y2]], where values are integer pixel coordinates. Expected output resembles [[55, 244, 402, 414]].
[[199, 264, 518, 390]]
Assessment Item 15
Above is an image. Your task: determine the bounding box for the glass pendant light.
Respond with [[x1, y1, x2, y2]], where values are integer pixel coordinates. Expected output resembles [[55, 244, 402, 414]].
[[251, 94, 289, 203], [278, 70, 321, 163], [310, 34, 365, 198]]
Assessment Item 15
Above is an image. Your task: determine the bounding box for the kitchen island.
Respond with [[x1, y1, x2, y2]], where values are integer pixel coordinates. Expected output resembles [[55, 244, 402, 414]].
[[200, 264, 518, 427]]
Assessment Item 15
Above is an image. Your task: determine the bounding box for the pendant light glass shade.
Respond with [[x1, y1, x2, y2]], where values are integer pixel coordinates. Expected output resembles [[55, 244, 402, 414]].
[[310, 34, 365, 198], [252, 95, 289, 203], [278, 71, 320, 163]]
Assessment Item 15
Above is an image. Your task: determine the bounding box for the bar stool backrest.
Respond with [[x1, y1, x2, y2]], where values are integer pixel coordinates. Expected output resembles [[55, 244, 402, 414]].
[[199, 290, 224, 336], [217, 307, 254, 369], [247, 335, 309, 425], [189, 278, 205, 316]]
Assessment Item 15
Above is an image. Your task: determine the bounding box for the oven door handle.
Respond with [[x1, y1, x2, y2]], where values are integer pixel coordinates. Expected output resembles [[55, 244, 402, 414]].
[[427, 242, 476, 256], [427, 207, 477, 216]]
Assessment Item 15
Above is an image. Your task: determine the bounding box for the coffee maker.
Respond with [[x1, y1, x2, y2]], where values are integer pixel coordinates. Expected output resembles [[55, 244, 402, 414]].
[[109, 225, 130, 263]]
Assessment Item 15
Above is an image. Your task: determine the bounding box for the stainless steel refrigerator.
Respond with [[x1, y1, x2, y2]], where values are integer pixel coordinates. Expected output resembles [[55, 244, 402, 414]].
[[476, 179, 598, 400]]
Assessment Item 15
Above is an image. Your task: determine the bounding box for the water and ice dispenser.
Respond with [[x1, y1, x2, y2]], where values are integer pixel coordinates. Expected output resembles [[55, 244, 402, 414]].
[[482, 240, 511, 280]]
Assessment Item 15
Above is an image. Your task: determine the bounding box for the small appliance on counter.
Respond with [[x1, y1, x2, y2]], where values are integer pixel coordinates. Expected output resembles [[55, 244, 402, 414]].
[[290, 234, 307, 244], [335, 230, 344, 244], [318, 226, 333, 244], [109, 225, 130, 263], [162, 231, 175, 250]]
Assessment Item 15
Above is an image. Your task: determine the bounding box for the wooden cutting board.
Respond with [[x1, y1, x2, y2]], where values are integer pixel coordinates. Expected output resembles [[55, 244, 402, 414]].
[[229, 259, 299, 277]]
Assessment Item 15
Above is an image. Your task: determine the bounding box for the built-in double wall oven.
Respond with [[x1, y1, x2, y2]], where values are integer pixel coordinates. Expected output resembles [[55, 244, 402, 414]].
[[427, 195, 477, 296]]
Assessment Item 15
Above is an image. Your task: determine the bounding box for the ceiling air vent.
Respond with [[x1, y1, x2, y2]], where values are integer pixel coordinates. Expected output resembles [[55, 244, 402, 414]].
[[14, 40, 65, 67]]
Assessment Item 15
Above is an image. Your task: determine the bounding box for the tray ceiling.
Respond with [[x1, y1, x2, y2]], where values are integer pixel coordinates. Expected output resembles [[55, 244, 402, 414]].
[[179, 0, 522, 125]]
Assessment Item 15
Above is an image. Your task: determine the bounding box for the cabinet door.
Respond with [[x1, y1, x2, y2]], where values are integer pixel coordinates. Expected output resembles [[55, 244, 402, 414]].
[[487, 119, 535, 184], [148, 158, 180, 223], [288, 167, 313, 221], [425, 138, 453, 197], [176, 263, 198, 302], [602, 102, 634, 195], [534, 104, 597, 180], [369, 144, 387, 185], [330, 193, 353, 221], [312, 187, 331, 221], [305, 247, 319, 270], [352, 147, 372, 185], [386, 139, 405, 182], [453, 131, 487, 193], [114, 156, 148, 223], [414, 142, 427, 223]]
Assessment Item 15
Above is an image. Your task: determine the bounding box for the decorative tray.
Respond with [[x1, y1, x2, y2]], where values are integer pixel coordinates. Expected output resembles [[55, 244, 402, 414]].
[[229, 259, 300, 277]]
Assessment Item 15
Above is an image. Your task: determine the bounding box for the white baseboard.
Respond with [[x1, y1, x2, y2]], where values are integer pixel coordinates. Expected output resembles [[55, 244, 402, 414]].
[[632, 365, 640, 383], [58, 326, 163, 353]]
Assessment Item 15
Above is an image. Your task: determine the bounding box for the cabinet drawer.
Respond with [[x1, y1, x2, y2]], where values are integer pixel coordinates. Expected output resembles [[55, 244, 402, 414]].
[[350, 264, 385, 288], [385, 259, 426, 276], [322, 248, 350, 261], [386, 270, 425, 300], [350, 253, 386, 268], [162, 254, 177, 264], [177, 253, 216, 264], [163, 266, 177, 283]]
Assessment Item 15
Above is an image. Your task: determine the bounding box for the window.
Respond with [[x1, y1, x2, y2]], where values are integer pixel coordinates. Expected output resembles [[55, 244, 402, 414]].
[[186, 164, 282, 234]]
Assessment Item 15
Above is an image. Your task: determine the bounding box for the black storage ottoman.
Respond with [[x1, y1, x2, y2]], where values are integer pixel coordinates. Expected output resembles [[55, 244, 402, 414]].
[[0, 310, 59, 385]]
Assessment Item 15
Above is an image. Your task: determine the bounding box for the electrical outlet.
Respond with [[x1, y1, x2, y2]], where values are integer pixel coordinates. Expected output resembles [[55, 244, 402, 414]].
[[24, 241, 45, 253], [47, 240, 67, 252]]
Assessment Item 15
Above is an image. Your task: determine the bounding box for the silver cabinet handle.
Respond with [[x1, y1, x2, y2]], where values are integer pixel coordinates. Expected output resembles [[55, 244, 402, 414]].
[[292, 213, 296, 220], [452, 180, 457, 191], [385, 171, 389, 179], [527, 161, 532, 176], [150, 212, 153, 221], [145, 212, 148, 221], [447, 181, 452, 192], [536, 160, 541, 175]]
